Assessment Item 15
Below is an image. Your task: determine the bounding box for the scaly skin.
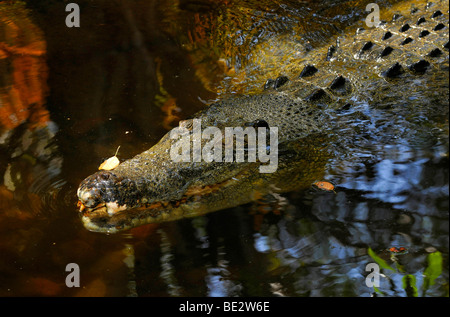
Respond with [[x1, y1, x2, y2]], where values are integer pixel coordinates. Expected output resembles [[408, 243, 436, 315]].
[[77, 0, 449, 233]]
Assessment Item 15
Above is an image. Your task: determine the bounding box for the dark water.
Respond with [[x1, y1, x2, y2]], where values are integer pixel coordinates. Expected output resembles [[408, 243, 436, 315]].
[[0, 0, 448, 297]]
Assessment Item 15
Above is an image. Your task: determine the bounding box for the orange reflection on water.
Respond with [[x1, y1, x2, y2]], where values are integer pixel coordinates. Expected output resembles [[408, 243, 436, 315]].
[[0, 3, 49, 132]]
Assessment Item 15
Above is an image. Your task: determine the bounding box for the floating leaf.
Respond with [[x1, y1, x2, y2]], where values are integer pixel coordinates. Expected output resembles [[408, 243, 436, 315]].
[[313, 181, 335, 192], [373, 285, 386, 296], [402, 274, 418, 297], [368, 247, 395, 271], [423, 251, 443, 291], [99, 146, 120, 170]]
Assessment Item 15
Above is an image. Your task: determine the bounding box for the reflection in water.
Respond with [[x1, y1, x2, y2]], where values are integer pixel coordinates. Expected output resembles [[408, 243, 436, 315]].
[[2, 122, 65, 216], [0, 3, 48, 132], [158, 228, 182, 296], [0, 0, 448, 296], [0, 2, 63, 221], [206, 258, 243, 297]]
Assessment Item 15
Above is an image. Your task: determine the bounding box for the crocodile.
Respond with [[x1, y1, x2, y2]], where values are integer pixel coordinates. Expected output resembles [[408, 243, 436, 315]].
[[77, 0, 449, 233]]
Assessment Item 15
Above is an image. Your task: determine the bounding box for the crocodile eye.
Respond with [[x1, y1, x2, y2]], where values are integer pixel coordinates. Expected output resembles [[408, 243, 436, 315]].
[[245, 119, 269, 129]]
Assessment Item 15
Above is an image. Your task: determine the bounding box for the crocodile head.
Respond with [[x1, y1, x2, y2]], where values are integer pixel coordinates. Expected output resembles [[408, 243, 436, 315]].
[[77, 121, 328, 233], [77, 164, 268, 234], [77, 95, 330, 233], [77, 0, 449, 233]]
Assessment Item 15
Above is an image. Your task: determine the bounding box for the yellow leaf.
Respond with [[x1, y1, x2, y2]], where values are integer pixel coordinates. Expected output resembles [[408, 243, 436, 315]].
[[99, 146, 120, 170]]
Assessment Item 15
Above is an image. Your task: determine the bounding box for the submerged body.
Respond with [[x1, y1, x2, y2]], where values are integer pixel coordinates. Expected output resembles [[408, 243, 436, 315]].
[[77, 0, 449, 233]]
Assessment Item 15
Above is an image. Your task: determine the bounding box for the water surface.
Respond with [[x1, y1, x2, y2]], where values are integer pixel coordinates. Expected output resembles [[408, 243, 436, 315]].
[[0, 0, 447, 297]]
